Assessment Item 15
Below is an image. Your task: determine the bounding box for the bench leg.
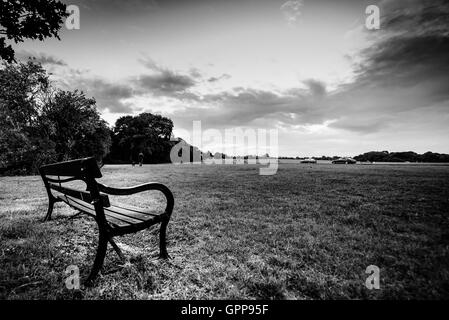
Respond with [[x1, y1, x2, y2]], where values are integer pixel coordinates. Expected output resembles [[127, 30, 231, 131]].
[[108, 237, 126, 263], [159, 219, 170, 259], [43, 199, 55, 222], [86, 232, 108, 285]]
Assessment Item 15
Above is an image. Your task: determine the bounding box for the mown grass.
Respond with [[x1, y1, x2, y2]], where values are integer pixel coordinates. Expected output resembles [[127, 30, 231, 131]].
[[1, 163, 448, 299]]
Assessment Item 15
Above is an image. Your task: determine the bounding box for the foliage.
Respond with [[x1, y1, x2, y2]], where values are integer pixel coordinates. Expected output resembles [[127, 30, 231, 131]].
[[354, 151, 449, 163], [0, 60, 52, 173], [107, 113, 174, 164], [0, 61, 178, 173], [0, 0, 68, 62], [41, 90, 111, 162], [0, 61, 111, 174]]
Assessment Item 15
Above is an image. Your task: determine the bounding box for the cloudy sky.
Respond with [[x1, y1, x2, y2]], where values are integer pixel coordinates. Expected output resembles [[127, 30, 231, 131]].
[[15, 0, 449, 156]]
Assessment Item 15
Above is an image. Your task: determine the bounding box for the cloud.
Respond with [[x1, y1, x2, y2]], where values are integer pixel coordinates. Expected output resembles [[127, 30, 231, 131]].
[[57, 70, 134, 113], [356, 0, 449, 90], [280, 1, 304, 25], [168, 83, 330, 130], [135, 57, 196, 95], [13, 51, 133, 113], [87, 79, 135, 113], [325, 0, 449, 133], [303, 79, 326, 97], [169, 0, 449, 135], [15, 50, 67, 66], [328, 116, 391, 134], [208, 74, 231, 83], [136, 72, 195, 94], [189, 68, 202, 79], [379, 0, 449, 37], [28, 0, 449, 141]]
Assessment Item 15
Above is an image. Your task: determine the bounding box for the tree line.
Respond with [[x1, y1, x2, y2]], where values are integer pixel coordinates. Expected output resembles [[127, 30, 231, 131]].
[[353, 151, 449, 163], [0, 60, 175, 175]]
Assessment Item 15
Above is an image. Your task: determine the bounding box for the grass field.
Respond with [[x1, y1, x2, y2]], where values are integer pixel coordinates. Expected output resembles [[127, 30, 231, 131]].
[[1, 163, 448, 299]]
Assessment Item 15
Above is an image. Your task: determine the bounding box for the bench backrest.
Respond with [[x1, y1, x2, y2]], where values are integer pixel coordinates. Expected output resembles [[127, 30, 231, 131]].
[[39, 157, 102, 179], [39, 157, 110, 212]]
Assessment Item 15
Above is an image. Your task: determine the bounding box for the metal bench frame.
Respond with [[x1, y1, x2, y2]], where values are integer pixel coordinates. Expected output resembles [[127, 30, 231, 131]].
[[39, 157, 174, 285]]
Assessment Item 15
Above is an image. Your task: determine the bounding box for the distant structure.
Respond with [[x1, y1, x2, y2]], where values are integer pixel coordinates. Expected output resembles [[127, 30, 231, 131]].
[[332, 157, 357, 164], [300, 158, 317, 164]]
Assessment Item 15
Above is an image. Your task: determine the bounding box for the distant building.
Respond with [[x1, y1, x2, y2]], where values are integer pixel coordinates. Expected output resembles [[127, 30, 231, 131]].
[[332, 157, 357, 164], [300, 158, 317, 164]]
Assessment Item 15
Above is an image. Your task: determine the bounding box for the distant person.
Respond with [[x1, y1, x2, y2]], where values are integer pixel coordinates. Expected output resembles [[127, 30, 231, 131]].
[[138, 152, 144, 166]]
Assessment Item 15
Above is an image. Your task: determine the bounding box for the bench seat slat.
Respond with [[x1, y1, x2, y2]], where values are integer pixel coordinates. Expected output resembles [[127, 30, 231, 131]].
[[57, 194, 97, 217], [105, 207, 150, 222], [103, 210, 143, 225], [106, 204, 158, 219], [58, 195, 164, 230], [50, 183, 111, 207]]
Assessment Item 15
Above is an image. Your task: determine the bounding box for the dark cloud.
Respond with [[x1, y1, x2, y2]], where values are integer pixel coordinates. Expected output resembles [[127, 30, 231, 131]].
[[135, 58, 196, 95], [170, 85, 329, 129], [354, 0, 449, 95], [326, 0, 449, 133], [136, 72, 195, 94], [15, 50, 67, 66], [208, 74, 231, 83], [303, 79, 326, 97], [380, 0, 449, 37], [328, 116, 390, 134], [58, 71, 134, 113], [139, 57, 163, 71], [88, 79, 135, 113], [355, 35, 449, 93]]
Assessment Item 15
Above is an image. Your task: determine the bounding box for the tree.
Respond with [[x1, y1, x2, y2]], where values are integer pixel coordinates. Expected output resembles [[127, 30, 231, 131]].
[[0, 60, 52, 173], [0, 0, 68, 62], [109, 113, 174, 164], [42, 90, 112, 163], [0, 60, 49, 126], [0, 61, 112, 174]]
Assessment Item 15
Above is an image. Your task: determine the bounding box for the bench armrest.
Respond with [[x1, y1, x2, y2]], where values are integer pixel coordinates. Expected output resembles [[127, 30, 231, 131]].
[[97, 182, 174, 216]]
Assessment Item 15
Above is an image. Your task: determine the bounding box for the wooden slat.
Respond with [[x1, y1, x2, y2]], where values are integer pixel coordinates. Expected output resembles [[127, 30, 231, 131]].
[[105, 207, 149, 222], [58, 195, 164, 230], [112, 203, 159, 216], [40, 157, 102, 178], [103, 215, 130, 228], [58, 195, 96, 217], [45, 176, 79, 184], [106, 204, 158, 218], [104, 210, 143, 225], [60, 196, 130, 228], [49, 183, 110, 207]]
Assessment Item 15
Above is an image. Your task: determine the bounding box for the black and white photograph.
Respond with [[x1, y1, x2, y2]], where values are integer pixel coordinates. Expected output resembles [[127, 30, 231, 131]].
[[0, 0, 448, 307]]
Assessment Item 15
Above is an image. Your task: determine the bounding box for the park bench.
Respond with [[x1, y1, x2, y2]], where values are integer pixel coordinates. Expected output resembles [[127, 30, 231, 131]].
[[39, 157, 174, 284]]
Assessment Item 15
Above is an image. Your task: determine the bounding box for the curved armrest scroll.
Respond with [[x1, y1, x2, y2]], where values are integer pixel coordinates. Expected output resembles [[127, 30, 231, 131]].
[[97, 182, 174, 216]]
